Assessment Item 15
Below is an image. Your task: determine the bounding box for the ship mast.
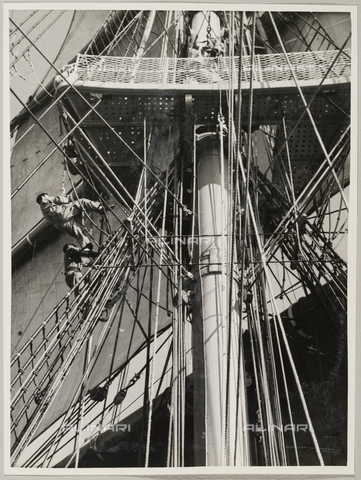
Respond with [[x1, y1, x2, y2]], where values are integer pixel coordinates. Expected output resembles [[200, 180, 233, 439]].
[[9, 8, 351, 468], [190, 11, 248, 466]]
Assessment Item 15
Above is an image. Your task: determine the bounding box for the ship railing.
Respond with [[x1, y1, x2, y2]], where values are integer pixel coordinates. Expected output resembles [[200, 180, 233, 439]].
[[68, 49, 351, 87]]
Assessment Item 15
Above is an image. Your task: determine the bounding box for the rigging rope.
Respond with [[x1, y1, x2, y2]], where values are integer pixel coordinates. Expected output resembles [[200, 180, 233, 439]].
[[268, 13, 349, 212], [237, 147, 325, 466], [74, 335, 92, 468], [10, 92, 102, 199], [232, 12, 256, 462], [48, 300, 124, 467], [10, 9, 350, 468], [12, 162, 179, 464], [142, 12, 184, 57], [43, 327, 172, 468], [232, 11, 248, 464], [11, 84, 70, 148], [12, 225, 129, 384], [11, 261, 63, 356], [61, 107, 192, 281], [249, 248, 279, 464], [158, 11, 172, 58], [10, 10, 52, 51], [295, 12, 351, 57], [262, 126, 350, 260], [9, 10, 39, 36], [11, 229, 134, 465], [222, 10, 235, 464], [10, 11, 66, 70], [10, 17, 191, 215], [64, 159, 108, 246], [249, 321, 269, 463], [101, 12, 143, 57], [258, 31, 351, 186], [145, 167, 169, 466]]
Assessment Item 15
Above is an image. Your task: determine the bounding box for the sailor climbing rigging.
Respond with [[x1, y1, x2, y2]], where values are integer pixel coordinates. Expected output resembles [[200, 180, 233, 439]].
[[63, 243, 98, 294], [36, 192, 105, 248]]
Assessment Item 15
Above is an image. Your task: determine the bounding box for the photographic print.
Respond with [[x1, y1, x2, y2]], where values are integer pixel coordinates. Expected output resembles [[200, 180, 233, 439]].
[[6, 3, 356, 474]]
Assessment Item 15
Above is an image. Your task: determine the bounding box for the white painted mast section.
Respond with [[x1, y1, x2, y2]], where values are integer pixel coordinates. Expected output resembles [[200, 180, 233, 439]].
[[191, 11, 244, 466], [197, 134, 245, 466], [197, 135, 226, 465]]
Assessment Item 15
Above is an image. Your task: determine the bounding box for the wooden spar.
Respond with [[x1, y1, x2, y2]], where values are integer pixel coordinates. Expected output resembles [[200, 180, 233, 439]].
[[196, 135, 226, 465], [194, 133, 246, 466], [189, 11, 248, 466]]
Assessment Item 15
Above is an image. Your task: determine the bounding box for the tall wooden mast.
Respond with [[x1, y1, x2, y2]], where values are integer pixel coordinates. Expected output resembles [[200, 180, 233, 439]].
[[190, 11, 248, 466]]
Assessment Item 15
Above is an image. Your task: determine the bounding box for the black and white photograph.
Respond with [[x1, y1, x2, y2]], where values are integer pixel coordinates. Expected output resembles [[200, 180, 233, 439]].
[[5, 3, 357, 475]]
